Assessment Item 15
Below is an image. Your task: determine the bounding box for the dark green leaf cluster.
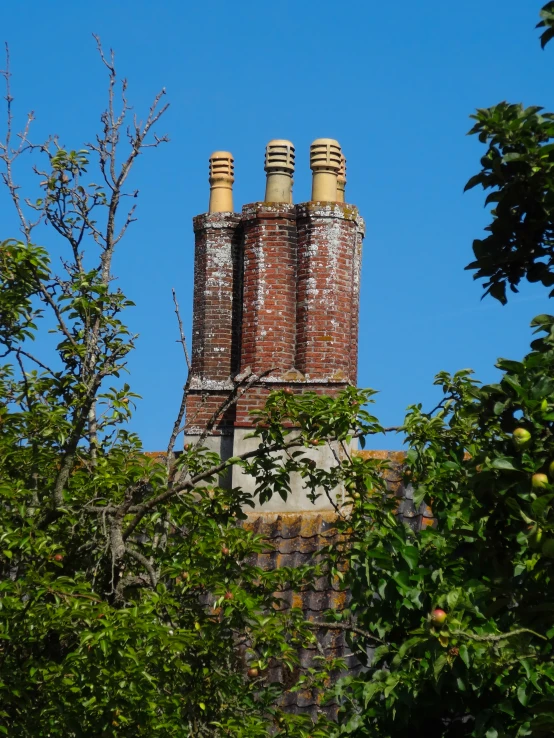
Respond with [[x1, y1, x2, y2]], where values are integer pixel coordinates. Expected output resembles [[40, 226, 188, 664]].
[[465, 103, 554, 303], [463, 5, 554, 304]]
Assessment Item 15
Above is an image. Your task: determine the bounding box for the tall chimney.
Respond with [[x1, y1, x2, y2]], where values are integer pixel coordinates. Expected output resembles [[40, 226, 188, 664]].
[[235, 142, 298, 426], [296, 140, 363, 384], [310, 138, 341, 201], [186, 138, 365, 509], [264, 139, 295, 204], [337, 155, 346, 203], [186, 152, 241, 449], [209, 151, 234, 213]]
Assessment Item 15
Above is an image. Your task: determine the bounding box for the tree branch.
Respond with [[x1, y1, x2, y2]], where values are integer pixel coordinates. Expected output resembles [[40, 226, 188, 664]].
[[451, 628, 547, 643], [307, 620, 385, 645]]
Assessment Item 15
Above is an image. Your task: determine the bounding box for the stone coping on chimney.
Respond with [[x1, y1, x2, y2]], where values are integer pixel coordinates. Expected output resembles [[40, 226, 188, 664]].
[[192, 212, 241, 232]]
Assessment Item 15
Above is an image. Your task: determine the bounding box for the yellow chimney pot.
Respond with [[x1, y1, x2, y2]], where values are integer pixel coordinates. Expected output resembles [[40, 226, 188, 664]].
[[264, 139, 295, 204], [309, 138, 342, 202], [208, 151, 234, 213]]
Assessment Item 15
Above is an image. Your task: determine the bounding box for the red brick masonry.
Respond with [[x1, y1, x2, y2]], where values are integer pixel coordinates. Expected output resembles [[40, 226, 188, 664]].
[[186, 202, 365, 435]]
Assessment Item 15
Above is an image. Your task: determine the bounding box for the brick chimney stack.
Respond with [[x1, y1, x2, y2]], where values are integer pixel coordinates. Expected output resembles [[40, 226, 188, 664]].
[[186, 152, 241, 463], [185, 141, 365, 507]]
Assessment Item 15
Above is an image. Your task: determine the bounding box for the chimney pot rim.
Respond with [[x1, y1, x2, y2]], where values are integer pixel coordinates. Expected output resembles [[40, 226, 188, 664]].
[[209, 150, 234, 160]]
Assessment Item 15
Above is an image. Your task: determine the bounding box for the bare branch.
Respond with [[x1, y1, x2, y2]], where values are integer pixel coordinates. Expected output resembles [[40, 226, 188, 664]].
[[451, 628, 547, 643], [307, 620, 385, 645], [15, 348, 55, 375], [172, 288, 191, 371], [0, 43, 38, 241], [34, 278, 78, 349], [165, 291, 193, 469]]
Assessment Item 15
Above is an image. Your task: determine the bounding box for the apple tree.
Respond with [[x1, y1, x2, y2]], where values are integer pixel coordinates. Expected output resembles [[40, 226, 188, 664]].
[[0, 40, 376, 738]]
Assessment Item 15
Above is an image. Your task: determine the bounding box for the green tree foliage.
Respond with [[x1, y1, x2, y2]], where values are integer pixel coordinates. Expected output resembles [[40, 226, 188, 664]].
[[464, 3, 554, 304], [329, 324, 554, 736]]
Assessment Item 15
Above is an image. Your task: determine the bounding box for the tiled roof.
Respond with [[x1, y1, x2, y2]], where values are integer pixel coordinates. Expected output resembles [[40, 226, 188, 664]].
[[356, 450, 435, 531], [242, 511, 353, 719], [240, 450, 434, 720]]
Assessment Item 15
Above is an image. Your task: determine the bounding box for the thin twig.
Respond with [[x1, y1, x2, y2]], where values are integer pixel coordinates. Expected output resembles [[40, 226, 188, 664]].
[[192, 369, 275, 450], [121, 435, 306, 540], [15, 348, 55, 376], [166, 289, 192, 470], [308, 620, 385, 645], [450, 628, 547, 643], [172, 288, 191, 370]]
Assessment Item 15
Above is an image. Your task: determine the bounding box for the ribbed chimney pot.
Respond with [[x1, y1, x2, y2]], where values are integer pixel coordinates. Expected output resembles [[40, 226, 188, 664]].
[[264, 139, 295, 204], [209, 151, 234, 213], [310, 138, 341, 201]]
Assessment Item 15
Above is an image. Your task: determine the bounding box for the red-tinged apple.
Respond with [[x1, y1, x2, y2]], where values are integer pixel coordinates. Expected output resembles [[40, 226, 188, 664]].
[[224, 591, 234, 600], [247, 667, 259, 678], [430, 608, 447, 625]]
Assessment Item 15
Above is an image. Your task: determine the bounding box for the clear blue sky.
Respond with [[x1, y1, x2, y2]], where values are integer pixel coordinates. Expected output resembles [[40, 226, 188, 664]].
[[1, 1, 552, 450]]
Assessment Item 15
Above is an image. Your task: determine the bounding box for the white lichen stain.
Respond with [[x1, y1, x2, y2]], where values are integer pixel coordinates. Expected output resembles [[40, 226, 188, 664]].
[[321, 218, 341, 309], [252, 233, 267, 315], [189, 377, 235, 391], [306, 276, 318, 297]]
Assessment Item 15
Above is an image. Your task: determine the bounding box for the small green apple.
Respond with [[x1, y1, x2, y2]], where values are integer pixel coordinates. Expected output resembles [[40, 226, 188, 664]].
[[513, 428, 531, 450], [532, 473, 549, 490]]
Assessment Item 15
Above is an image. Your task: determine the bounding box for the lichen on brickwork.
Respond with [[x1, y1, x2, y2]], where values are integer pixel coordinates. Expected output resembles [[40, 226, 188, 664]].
[[187, 196, 363, 435], [252, 234, 268, 313]]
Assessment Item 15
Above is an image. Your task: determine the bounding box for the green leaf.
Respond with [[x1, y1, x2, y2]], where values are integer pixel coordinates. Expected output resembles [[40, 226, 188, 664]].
[[434, 654, 448, 680], [518, 684, 530, 706], [491, 457, 518, 471], [459, 644, 470, 668], [401, 546, 419, 570], [392, 571, 410, 591]]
